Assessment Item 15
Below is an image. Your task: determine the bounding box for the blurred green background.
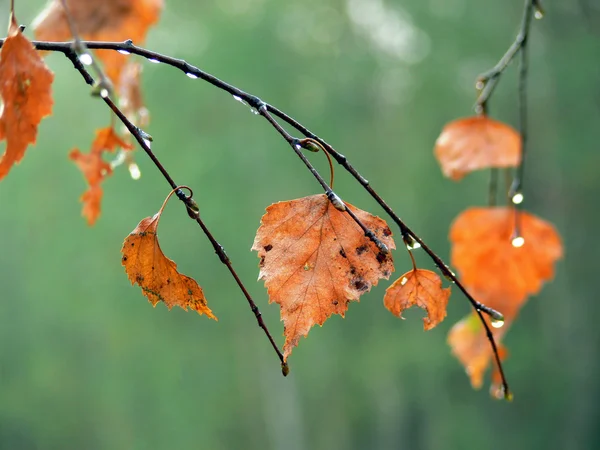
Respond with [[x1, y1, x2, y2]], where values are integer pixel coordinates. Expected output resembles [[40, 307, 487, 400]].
[[1, 0, 598, 448]]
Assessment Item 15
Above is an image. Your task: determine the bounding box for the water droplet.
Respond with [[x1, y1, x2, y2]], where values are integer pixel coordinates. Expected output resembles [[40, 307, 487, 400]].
[[143, 138, 152, 149], [511, 236, 525, 248], [128, 163, 141, 180], [405, 236, 421, 250], [511, 192, 524, 205], [233, 95, 244, 103], [186, 72, 198, 79], [475, 80, 484, 90], [100, 88, 109, 99], [118, 49, 131, 55], [534, 9, 544, 19], [79, 53, 93, 66], [147, 58, 160, 64], [400, 276, 408, 286], [491, 317, 504, 328]]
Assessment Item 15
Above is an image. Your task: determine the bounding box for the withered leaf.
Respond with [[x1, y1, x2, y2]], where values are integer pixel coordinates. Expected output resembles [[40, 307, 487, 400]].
[[0, 14, 54, 180], [33, 0, 163, 84], [122, 207, 215, 319], [70, 126, 133, 225], [252, 194, 395, 360], [384, 269, 450, 330], [434, 116, 521, 181]]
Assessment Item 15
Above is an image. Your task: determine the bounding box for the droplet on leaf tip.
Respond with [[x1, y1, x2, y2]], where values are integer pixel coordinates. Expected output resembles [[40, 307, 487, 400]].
[[511, 192, 524, 205], [186, 72, 198, 79], [79, 53, 93, 66], [511, 236, 525, 248], [129, 163, 141, 180]]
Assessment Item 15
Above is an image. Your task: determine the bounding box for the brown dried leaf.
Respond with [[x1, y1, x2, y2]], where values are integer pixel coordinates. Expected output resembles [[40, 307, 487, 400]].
[[70, 126, 133, 225], [384, 269, 450, 330], [252, 194, 395, 360], [0, 15, 54, 179], [33, 0, 163, 84], [121, 208, 215, 319], [434, 116, 521, 180]]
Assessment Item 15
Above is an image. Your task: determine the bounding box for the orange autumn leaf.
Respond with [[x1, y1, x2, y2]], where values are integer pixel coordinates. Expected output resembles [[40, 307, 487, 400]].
[[384, 269, 450, 330], [447, 313, 508, 392], [33, 0, 163, 85], [121, 204, 215, 319], [450, 206, 563, 310], [434, 116, 521, 180], [70, 126, 133, 225], [0, 14, 54, 180], [252, 194, 395, 360]]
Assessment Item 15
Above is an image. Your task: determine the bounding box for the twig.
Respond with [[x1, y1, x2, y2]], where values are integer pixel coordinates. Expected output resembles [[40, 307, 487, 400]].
[[21, 41, 289, 375], [475, 0, 539, 114], [58, 0, 113, 97], [1, 37, 512, 395]]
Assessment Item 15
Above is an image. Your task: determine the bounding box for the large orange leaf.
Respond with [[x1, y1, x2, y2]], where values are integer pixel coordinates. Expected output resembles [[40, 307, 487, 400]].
[[384, 269, 450, 330], [448, 207, 562, 394], [252, 194, 395, 360], [33, 0, 163, 84], [121, 203, 215, 319], [450, 206, 563, 310], [434, 116, 521, 180], [70, 126, 133, 225], [0, 14, 54, 180]]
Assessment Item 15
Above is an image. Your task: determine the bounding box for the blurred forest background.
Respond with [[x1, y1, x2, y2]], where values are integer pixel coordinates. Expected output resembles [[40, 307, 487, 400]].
[[0, 0, 599, 449]]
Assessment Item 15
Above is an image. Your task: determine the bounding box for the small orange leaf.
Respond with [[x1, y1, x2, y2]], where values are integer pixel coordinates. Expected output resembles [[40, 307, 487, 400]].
[[0, 14, 54, 180], [33, 0, 163, 84], [384, 269, 450, 330], [252, 194, 395, 360], [447, 313, 507, 390], [121, 206, 215, 319], [434, 116, 521, 180], [70, 126, 133, 225]]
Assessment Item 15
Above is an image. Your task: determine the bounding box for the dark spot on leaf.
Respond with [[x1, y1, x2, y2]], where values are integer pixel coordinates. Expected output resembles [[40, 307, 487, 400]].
[[166, 278, 171, 284], [136, 275, 144, 283], [188, 289, 193, 295], [130, 242, 135, 247], [349, 266, 356, 275], [353, 279, 368, 291], [264, 244, 273, 252], [383, 227, 392, 237], [339, 248, 346, 258], [376, 252, 387, 264], [356, 245, 368, 255], [122, 255, 127, 262], [259, 256, 265, 267], [332, 300, 339, 306], [383, 270, 390, 277]]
